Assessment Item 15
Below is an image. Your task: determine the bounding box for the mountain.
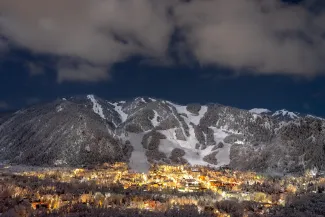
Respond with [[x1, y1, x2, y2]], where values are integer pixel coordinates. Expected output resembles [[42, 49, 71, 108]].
[[0, 95, 324, 174]]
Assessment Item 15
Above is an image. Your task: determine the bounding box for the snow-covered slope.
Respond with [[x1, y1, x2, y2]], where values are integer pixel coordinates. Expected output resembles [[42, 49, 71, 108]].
[[272, 109, 300, 120], [249, 108, 271, 114], [0, 95, 324, 174]]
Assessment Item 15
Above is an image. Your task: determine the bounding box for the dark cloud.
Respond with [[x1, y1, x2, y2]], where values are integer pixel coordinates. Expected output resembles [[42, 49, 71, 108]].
[[174, 0, 325, 75], [57, 62, 109, 83], [0, 0, 174, 82], [1, 0, 325, 82]]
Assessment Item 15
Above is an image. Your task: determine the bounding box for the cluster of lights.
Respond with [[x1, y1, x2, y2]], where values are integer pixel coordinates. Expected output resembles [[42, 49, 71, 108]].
[[1, 163, 324, 216]]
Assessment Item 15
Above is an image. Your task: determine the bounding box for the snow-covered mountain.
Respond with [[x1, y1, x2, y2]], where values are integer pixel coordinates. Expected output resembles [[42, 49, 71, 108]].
[[250, 108, 300, 120], [0, 95, 324, 174]]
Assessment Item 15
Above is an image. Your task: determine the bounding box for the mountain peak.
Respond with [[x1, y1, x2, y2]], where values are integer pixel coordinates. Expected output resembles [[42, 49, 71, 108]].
[[87, 94, 106, 120], [272, 109, 300, 119], [249, 108, 271, 114]]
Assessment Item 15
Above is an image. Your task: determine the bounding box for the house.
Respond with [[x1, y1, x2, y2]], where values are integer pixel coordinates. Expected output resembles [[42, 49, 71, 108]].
[[32, 202, 49, 210]]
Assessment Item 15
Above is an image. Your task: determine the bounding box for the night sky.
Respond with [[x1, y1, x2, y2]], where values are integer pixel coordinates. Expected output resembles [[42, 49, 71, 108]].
[[1, 0, 325, 117]]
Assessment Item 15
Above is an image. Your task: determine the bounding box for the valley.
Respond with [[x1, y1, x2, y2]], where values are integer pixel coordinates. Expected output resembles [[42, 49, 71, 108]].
[[0, 163, 324, 216]]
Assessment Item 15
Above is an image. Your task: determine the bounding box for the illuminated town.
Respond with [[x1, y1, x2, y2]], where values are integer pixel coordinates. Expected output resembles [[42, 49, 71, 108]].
[[0, 163, 324, 216]]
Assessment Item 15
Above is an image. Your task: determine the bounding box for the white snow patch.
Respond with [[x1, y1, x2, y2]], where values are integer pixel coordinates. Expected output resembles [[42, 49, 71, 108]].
[[62, 98, 67, 101], [151, 110, 160, 127], [159, 129, 203, 164], [139, 97, 146, 103], [310, 167, 318, 177], [54, 159, 67, 166], [251, 114, 260, 121], [56, 105, 63, 112], [149, 98, 156, 102], [87, 95, 106, 119], [158, 127, 230, 168], [215, 143, 232, 167], [273, 109, 298, 119], [169, 102, 208, 125], [306, 114, 325, 120], [207, 128, 232, 167], [159, 102, 234, 168], [112, 102, 128, 122], [211, 128, 229, 143], [249, 108, 271, 114], [192, 106, 208, 125], [187, 123, 199, 149], [264, 122, 271, 129], [85, 145, 91, 152], [158, 136, 214, 167], [122, 133, 150, 173]]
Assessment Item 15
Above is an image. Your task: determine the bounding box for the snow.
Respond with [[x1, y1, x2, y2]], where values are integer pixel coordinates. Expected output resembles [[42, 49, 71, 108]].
[[111, 102, 128, 122], [139, 97, 146, 103], [151, 110, 160, 127], [264, 122, 271, 129], [210, 128, 232, 167], [56, 105, 63, 112], [273, 109, 298, 119], [306, 114, 324, 120], [54, 159, 67, 166], [159, 129, 203, 164], [211, 127, 229, 143], [251, 114, 260, 121], [249, 108, 271, 114], [187, 123, 200, 149], [158, 135, 214, 167], [85, 145, 91, 152], [192, 106, 208, 125], [122, 133, 150, 173], [169, 102, 208, 125], [148, 101, 232, 168], [87, 95, 106, 119], [158, 127, 231, 168], [215, 143, 232, 167]]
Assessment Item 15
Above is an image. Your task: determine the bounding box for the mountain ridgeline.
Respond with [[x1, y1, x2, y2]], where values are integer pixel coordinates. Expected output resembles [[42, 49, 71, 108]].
[[0, 95, 324, 174]]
